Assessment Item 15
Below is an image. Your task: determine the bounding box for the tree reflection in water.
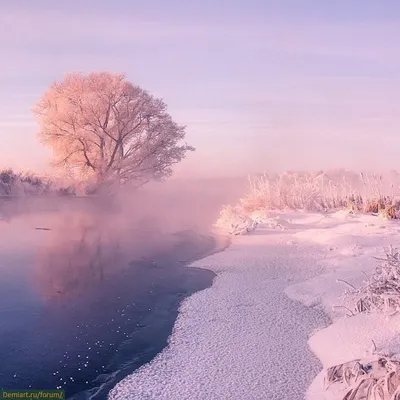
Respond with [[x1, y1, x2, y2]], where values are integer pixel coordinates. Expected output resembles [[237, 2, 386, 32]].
[[33, 210, 182, 300], [34, 212, 125, 300], [0, 206, 217, 398]]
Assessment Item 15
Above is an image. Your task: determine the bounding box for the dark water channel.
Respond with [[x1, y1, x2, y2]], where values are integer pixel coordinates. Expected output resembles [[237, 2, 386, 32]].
[[0, 210, 218, 399]]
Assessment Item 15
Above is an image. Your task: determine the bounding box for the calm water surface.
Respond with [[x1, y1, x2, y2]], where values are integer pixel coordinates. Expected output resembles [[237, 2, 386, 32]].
[[0, 210, 218, 399]]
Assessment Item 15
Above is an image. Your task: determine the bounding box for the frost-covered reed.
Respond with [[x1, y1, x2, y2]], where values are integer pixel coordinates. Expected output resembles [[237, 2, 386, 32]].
[[216, 170, 400, 234]]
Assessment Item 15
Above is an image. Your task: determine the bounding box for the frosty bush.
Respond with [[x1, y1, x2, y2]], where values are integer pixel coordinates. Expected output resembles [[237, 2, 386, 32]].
[[325, 247, 400, 399], [214, 205, 256, 235], [239, 171, 351, 212], [215, 170, 400, 235], [0, 168, 74, 196], [221, 170, 400, 217], [339, 246, 400, 315], [240, 171, 400, 214]]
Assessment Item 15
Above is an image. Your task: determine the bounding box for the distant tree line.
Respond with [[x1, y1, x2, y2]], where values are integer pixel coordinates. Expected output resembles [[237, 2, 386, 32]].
[[0, 168, 76, 196]]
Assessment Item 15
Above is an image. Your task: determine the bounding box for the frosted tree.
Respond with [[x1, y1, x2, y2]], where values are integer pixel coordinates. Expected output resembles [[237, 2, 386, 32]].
[[33, 72, 194, 190]]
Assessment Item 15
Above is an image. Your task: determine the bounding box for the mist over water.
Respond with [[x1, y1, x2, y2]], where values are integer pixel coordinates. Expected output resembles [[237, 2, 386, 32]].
[[0, 177, 244, 399]]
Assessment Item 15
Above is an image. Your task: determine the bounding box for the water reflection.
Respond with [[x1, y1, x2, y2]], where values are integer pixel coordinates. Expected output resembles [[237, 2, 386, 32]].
[[34, 213, 123, 300], [0, 209, 216, 399]]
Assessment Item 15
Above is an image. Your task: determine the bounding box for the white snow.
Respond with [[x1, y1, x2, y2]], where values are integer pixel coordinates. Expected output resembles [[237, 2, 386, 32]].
[[109, 219, 330, 399], [286, 212, 400, 399], [109, 211, 400, 400], [214, 205, 257, 235]]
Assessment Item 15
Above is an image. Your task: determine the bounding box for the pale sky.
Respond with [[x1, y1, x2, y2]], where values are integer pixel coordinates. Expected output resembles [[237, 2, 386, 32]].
[[2, 1, 400, 177]]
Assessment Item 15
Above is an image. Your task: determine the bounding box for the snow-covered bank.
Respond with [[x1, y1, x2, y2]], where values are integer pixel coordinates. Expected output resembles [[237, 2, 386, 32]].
[[109, 217, 332, 400], [284, 211, 400, 399], [108, 210, 400, 399]]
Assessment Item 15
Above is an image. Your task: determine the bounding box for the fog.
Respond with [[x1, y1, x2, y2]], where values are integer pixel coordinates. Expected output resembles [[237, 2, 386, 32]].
[[2, 176, 247, 229], [0, 176, 250, 396], [115, 177, 248, 232], [0, 176, 248, 298]]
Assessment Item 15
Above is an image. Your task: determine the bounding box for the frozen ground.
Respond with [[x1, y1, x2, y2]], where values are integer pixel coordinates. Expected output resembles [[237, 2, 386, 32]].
[[109, 210, 400, 400], [109, 212, 332, 400], [286, 211, 400, 400]]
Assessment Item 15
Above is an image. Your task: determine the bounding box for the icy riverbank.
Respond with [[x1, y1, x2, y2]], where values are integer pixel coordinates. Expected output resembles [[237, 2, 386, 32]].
[[285, 211, 400, 400], [109, 213, 332, 400], [0, 210, 228, 399], [110, 210, 400, 400]]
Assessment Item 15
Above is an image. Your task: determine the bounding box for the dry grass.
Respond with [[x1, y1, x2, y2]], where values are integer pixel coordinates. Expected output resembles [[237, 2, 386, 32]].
[[239, 171, 350, 212], [238, 171, 400, 217], [326, 241, 400, 398], [337, 247, 400, 316], [325, 357, 400, 399], [216, 170, 400, 234]]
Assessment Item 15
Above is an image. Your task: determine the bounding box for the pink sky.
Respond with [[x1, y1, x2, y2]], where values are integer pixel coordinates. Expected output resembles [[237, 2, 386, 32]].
[[2, 1, 400, 177]]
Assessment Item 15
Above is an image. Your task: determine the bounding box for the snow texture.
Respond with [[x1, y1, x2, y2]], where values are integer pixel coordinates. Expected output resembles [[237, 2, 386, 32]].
[[109, 211, 400, 400], [109, 219, 330, 400], [214, 205, 257, 235], [285, 211, 400, 399]]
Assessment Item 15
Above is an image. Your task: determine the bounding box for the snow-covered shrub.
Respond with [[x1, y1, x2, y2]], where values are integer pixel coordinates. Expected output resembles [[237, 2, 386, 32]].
[[0, 168, 77, 196], [250, 209, 269, 224], [347, 195, 399, 218], [57, 186, 76, 196], [215, 169, 400, 235], [0, 169, 45, 195], [0, 169, 18, 195], [220, 170, 400, 226], [339, 246, 400, 315], [214, 205, 256, 235], [238, 171, 354, 212]]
